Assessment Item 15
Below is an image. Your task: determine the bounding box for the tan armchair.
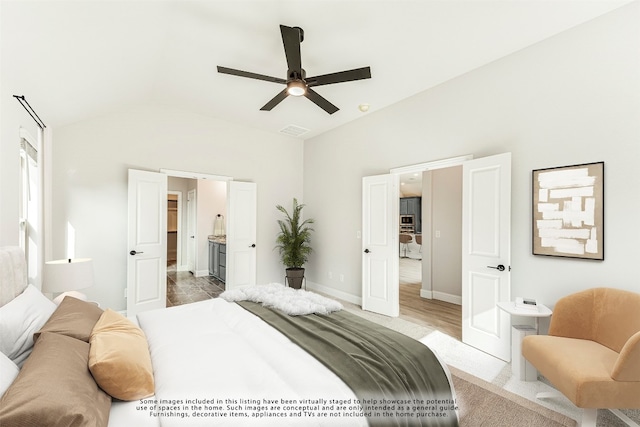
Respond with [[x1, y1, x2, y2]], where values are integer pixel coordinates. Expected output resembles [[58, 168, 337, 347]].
[[522, 288, 640, 426]]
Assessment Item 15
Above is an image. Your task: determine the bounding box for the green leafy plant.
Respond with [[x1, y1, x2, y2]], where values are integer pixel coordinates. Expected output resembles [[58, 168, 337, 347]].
[[275, 198, 314, 269]]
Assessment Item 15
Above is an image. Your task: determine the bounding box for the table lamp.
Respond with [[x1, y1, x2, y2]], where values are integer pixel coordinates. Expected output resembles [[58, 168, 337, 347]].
[[43, 258, 94, 304]]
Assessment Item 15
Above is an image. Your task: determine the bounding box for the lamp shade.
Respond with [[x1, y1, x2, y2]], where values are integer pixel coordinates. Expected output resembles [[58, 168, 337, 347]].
[[42, 258, 94, 294]]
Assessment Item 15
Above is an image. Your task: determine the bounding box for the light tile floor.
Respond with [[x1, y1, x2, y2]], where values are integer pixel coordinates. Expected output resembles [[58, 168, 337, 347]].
[[166, 262, 225, 307]]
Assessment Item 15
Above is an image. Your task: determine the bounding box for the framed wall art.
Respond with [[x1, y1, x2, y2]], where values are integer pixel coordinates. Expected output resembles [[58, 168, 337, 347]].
[[532, 161, 604, 260]]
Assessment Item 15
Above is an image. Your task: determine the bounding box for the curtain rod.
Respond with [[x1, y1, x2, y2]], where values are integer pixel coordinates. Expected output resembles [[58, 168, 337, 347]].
[[13, 95, 46, 129]]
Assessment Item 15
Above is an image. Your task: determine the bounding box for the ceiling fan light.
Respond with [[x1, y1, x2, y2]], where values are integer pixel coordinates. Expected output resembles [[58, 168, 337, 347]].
[[287, 80, 306, 96]]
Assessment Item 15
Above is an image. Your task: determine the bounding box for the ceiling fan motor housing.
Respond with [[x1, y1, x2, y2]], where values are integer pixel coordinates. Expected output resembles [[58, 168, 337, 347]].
[[293, 26, 304, 42], [288, 68, 306, 82]]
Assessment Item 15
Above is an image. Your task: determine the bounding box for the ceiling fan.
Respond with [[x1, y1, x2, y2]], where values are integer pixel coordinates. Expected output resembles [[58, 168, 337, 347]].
[[217, 25, 371, 115]]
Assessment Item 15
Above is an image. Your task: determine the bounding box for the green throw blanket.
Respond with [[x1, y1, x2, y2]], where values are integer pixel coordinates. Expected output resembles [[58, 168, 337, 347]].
[[238, 301, 458, 427]]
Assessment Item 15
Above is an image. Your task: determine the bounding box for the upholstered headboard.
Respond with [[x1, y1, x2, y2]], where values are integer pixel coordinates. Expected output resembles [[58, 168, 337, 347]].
[[0, 246, 28, 307]]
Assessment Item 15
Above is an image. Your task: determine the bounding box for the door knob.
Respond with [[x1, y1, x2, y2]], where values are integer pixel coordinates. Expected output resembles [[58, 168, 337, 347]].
[[364, 249, 371, 253], [129, 250, 144, 256], [249, 244, 256, 248], [487, 264, 506, 271]]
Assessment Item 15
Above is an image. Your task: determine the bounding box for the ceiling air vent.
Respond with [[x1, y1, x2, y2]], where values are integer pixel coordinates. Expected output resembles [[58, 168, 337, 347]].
[[279, 124, 309, 138]]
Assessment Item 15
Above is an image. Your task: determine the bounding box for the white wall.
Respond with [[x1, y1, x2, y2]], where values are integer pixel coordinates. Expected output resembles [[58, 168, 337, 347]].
[[303, 3, 640, 309], [52, 104, 303, 310]]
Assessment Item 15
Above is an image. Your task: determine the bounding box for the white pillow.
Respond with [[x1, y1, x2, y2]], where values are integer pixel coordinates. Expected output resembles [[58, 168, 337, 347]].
[[0, 284, 56, 367], [0, 352, 19, 398]]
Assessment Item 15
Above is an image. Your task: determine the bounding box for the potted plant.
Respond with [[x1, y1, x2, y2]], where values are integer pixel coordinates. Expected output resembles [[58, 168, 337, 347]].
[[275, 198, 314, 289]]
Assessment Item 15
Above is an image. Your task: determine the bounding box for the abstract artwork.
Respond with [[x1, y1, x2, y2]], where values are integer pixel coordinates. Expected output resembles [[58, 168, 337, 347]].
[[532, 162, 604, 260]]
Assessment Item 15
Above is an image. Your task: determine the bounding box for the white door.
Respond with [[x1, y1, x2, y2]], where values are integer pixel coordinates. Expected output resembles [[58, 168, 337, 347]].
[[462, 153, 511, 361], [226, 181, 257, 289], [127, 169, 167, 317], [362, 174, 399, 317], [186, 189, 196, 273]]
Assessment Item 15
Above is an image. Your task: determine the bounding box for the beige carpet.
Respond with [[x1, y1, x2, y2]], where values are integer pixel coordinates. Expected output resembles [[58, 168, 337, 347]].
[[451, 367, 576, 427]]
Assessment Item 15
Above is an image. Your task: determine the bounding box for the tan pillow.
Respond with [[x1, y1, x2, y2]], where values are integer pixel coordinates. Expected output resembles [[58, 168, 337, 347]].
[[89, 309, 155, 400], [0, 332, 111, 426], [35, 295, 103, 343]]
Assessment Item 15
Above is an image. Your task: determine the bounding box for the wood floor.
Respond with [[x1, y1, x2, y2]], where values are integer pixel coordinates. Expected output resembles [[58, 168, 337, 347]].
[[399, 258, 462, 339], [165, 257, 462, 340]]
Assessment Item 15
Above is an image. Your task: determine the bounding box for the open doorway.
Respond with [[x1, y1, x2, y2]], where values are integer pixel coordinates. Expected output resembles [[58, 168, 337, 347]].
[[127, 168, 257, 316], [363, 153, 511, 357], [167, 192, 181, 271], [397, 168, 462, 339], [165, 176, 226, 306]]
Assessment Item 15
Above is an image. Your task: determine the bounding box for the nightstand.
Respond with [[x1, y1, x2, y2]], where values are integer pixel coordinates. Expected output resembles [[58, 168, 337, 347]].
[[497, 301, 553, 381]]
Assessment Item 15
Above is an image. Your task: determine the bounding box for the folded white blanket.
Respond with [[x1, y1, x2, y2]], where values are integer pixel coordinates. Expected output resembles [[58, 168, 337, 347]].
[[220, 283, 343, 316]]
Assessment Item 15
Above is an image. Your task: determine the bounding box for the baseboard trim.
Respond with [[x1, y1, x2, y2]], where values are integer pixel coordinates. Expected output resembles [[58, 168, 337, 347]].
[[306, 281, 362, 306], [194, 269, 210, 278], [304, 282, 460, 307], [433, 291, 462, 305], [420, 289, 433, 299]]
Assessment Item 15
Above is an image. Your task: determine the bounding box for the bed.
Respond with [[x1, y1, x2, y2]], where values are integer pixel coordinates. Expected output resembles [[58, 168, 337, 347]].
[[0, 246, 458, 426]]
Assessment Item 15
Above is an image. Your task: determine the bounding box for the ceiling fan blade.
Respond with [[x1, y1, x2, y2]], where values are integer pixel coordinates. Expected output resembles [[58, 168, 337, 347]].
[[217, 66, 286, 84], [280, 25, 302, 73], [260, 89, 289, 111], [304, 88, 339, 114], [307, 66, 371, 87]]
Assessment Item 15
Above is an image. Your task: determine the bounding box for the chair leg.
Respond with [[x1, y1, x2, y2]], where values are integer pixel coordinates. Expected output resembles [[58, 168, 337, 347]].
[[536, 391, 563, 400], [581, 408, 597, 427]]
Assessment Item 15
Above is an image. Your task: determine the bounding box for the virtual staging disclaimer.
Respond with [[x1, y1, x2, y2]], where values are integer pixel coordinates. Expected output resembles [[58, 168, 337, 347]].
[[138, 396, 458, 423]]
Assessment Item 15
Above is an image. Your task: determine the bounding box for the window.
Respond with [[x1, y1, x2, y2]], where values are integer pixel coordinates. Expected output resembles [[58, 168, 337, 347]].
[[18, 128, 42, 286]]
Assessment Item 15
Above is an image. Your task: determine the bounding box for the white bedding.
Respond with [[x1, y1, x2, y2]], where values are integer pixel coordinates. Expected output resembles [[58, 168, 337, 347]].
[[110, 298, 367, 426]]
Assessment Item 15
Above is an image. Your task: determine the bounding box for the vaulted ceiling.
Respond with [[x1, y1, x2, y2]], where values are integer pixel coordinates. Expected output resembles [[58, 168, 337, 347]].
[[2, 1, 631, 139]]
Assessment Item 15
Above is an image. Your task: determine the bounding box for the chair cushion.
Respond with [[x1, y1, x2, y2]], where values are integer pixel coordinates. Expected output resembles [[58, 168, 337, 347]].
[[523, 335, 640, 409]]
